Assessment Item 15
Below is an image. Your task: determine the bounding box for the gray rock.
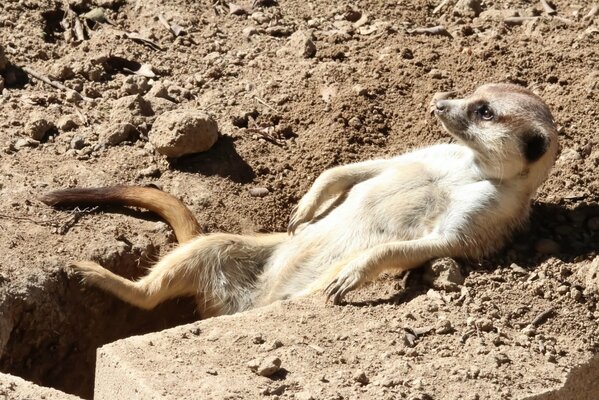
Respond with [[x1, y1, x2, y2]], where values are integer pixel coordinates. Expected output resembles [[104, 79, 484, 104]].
[[100, 123, 138, 145], [287, 30, 316, 58], [57, 115, 78, 131], [149, 110, 218, 157], [70, 135, 86, 150], [248, 356, 281, 377]]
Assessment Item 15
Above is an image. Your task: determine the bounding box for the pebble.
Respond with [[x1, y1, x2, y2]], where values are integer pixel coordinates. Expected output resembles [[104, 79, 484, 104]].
[[248, 356, 281, 377], [453, 0, 482, 17], [26, 115, 55, 141], [137, 166, 161, 178], [149, 110, 219, 158], [509, 263, 528, 275], [57, 115, 78, 131], [435, 319, 453, 334], [353, 370, 369, 385], [251, 11, 270, 24], [249, 187, 269, 197], [476, 318, 494, 332], [243, 26, 259, 37], [286, 30, 316, 58], [100, 123, 138, 145], [534, 238, 561, 255], [14, 137, 39, 150], [570, 287, 583, 301], [352, 84, 368, 96]]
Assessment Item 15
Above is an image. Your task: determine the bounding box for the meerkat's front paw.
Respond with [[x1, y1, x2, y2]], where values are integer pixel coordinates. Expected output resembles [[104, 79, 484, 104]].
[[287, 202, 316, 235], [324, 262, 369, 305]]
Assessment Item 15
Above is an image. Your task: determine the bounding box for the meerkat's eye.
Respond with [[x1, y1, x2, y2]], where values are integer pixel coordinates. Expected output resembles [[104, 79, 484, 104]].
[[476, 105, 494, 120]]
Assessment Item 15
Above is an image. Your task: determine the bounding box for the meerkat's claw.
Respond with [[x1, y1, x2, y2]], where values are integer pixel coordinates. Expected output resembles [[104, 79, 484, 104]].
[[288, 204, 311, 235], [324, 267, 364, 305]]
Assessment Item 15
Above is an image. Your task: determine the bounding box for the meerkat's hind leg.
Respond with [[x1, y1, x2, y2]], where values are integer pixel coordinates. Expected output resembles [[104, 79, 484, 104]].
[[69, 261, 191, 310]]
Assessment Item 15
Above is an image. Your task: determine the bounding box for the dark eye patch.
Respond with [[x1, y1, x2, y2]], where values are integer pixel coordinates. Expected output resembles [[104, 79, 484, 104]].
[[521, 129, 549, 162]]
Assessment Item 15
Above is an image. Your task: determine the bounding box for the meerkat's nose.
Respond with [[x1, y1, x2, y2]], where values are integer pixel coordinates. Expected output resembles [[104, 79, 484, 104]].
[[435, 100, 450, 113]]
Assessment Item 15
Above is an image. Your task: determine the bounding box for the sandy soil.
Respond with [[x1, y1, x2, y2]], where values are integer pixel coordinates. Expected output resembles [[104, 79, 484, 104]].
[[0, 0, 598, 398]]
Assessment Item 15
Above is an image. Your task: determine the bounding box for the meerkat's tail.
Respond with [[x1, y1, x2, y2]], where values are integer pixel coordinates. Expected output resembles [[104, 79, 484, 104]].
[[40, 185, 202, 243]]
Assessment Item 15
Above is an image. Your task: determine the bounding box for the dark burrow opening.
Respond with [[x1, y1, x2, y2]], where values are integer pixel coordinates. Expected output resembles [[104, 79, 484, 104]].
[[0, 254, 198, 399]]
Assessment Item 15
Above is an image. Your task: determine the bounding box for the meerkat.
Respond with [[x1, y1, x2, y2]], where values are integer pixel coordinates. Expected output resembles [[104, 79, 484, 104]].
[[41, 83, 559, 318]]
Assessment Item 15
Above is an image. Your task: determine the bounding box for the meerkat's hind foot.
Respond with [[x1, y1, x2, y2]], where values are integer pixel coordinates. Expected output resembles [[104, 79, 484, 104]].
[[68, 260, 158, 310]]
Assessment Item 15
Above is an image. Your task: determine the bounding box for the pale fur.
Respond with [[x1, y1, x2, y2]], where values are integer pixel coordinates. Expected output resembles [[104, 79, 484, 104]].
[[66, 83, 559, 316]]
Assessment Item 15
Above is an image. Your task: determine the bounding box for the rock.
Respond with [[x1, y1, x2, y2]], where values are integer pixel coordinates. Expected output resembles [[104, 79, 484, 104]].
[[249, 187, 269, 197], [149, 110, 218, 157], [137, 166, 161, 178], [476, 318, 494, 332], [248, 356, 281, 377], [423, 258, 465, 291], [243, 26, 259, 37], [70, 135, 86, 150], [111, 94, 153, 118], [251, 11, 270, 24], [100, 123, 138, 145], [14, 137, 39, 150], [147, 82, 171, 100], [574, 258, 599, 295], [286, 30, 316, 58], [229, 3, 248, 15], [509, 263, 528, 275], [57, 115, 78, 131], [352, 84, 368, 96], [557, 148, 582, 165], [534, 238, 561, 255], [122, 75, 150, 95], [435, 319, 453, 334], [353, 370, 369, 385], [453, 0, 482, 18], [26, 115, 55, 141]]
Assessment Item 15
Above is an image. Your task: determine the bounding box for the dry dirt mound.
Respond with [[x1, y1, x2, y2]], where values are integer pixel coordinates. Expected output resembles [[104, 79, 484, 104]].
[[0, 0, 598, 398]]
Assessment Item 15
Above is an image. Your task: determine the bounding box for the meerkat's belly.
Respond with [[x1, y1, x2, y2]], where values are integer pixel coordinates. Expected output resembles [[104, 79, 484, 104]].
[[259, 163, 449, 302]]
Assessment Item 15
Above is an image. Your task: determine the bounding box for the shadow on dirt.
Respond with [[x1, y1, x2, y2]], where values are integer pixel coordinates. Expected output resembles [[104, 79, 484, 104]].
[[169, 135, 256, 184]]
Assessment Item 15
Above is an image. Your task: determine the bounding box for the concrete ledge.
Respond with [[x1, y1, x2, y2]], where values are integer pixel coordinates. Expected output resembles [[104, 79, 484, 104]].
[[0, 372, 81, 400], [95, 290, 599, 400]]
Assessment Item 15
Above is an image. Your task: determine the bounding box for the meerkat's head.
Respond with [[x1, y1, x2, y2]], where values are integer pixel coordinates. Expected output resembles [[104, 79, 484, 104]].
[[433, 83, 559, 189]]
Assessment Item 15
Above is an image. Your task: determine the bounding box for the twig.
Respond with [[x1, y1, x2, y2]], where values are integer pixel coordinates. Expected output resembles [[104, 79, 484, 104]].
[[531, 308, 555, 327], [504, 16, 539, 26], [23, 66, 93, 102], [253, 95, 281, 113], [407, 25, 453, 38]]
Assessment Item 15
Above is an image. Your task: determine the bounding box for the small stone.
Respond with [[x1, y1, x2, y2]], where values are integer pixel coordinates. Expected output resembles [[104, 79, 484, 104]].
[[137, 166, 161, 178], [534, 238, 560, 255], [348, 117, 362, 128], [147, 82, 171, 100], [570, 287, 583, 301], [57, 115, 78, 131], [352, 84, 368, 96], [476, 318, 494, 332], [453, 0, 482, 17], [149, 110, 219, 158], [435, 319, 453, 334], [14, 137, 39, 150], [70, 135, 86, 150], [509, 263, 528, 275], [557, 285, 569, 295], [251, 11, 270, 24], [26, 115, 55, 141], [428, 69, 447, 79], [100, 123, 138, 145], [255, 356, 281, 377], [353, 370, 369, 385], [286, 30, 316, 58], [252, 334, 265, 344], [243, 26, 259, 37], [249, 187, 269, 197], [122, 75, 150, 95], [557, 148, 582, 164]]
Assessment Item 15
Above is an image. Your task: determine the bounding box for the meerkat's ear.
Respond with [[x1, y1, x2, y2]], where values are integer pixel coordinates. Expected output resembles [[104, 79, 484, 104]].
[[521, 129, 549, 162]]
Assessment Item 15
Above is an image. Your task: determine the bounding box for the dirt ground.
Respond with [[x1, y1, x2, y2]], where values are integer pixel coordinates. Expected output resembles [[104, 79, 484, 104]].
[[0, 0, 598, 398]]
